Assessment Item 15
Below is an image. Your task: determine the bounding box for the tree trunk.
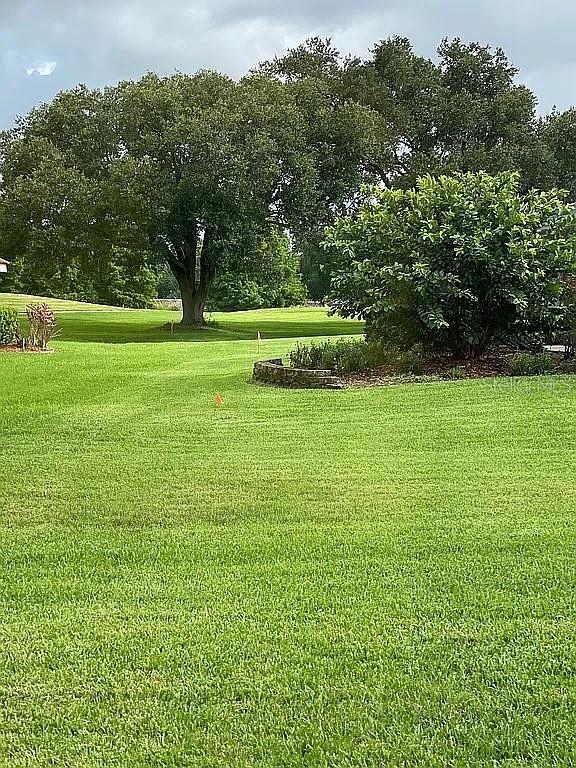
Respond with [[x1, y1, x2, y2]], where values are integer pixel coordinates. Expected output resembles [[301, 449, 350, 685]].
[[167, 222, 216, 327], [178, 275, 208, 326]]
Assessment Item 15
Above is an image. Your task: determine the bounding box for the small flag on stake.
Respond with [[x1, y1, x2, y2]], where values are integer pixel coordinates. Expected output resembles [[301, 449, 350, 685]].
[[215, 393, 224, 407], [257, 331, 262, 354]]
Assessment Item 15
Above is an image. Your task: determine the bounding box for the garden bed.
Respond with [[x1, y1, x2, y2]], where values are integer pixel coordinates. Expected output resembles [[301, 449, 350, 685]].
[[0, 344, 55, 354], [343, 351, 573, 387], [254, 354, 575, 390], [283, 338, 575, 389]]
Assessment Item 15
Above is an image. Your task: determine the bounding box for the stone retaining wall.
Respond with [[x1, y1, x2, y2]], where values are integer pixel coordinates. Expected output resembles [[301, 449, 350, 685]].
[[253, 359, 344, 389]]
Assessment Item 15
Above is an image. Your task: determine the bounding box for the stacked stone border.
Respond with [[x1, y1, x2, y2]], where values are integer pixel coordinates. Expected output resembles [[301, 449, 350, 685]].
[[252, 359, 344, 389]]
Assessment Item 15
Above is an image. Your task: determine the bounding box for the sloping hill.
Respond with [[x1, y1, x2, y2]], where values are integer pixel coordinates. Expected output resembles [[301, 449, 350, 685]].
[[0, 293, 130, 312]]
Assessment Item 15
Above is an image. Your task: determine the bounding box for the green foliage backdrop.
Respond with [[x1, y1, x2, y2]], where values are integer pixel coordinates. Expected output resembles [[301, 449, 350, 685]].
[[326, 172, 576, 357]]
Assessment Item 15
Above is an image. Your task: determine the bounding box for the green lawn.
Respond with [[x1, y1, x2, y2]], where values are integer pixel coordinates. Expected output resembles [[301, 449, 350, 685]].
[[0, 292, 128, 312], [47, 306, 363, 344], [0, 293, 363, 342], [2, 303, 576, 766]]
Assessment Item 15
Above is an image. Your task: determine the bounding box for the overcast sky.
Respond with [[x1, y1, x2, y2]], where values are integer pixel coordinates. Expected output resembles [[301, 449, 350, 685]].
[[1, 0, 575, 128]]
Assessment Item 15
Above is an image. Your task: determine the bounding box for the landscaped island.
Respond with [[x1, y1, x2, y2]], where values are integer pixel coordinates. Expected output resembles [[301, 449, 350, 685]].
[[253, 338, 574, 388]]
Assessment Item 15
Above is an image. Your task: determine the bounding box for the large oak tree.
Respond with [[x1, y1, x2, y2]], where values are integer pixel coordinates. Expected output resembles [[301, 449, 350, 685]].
[[261, 37, 541, 297], [0, 64, 379, 323]]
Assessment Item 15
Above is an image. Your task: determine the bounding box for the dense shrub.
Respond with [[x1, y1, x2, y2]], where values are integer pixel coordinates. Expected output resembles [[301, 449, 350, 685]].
[[3, 252, 157, 309], [326, 172, 576, 358], [507, 353, 555, 376], [289, 338, 371, 373], [156, 264, 180, 299], [207, 273, 306, 311], [0, 307, 19, 345], [202, 229, 306, 312], [289, 338, 423, 375]]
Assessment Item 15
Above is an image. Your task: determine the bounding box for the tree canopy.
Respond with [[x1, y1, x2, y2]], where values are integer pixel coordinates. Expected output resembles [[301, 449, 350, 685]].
[[0, 59, 379, 322], [1, 35, 575, 317], [260, 36, 543, 296]]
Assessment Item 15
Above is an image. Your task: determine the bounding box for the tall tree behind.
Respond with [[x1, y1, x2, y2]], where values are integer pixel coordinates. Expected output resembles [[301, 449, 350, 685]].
[[535, 109, 576, 199], [0, 87, 158, 306], [356, 37, 539, 186], [0, 64, 380, 321], [0, 38, 545, 312], [0, 74, 314, 323], [106, 72, 314, 325], [258, 38, 390, 300], [259, 37, 540, 298]]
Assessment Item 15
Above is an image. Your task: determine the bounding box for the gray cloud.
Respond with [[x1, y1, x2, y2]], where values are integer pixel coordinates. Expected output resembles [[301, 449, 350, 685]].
[[1, 0, 575, 128]]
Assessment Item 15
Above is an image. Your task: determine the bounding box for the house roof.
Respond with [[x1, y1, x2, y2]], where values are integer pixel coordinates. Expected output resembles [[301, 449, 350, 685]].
[[0, 259, 9, 265]]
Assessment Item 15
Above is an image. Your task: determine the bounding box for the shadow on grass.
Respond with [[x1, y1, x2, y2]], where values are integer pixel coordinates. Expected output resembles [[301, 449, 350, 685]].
[[53, 309, 364, 344]]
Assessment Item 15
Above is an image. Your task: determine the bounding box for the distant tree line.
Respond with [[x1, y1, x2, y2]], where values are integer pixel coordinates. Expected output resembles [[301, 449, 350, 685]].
[[1, 37, 575, 323]]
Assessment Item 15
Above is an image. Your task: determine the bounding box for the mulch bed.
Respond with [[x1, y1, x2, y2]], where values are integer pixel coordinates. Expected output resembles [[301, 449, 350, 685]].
[[343, 352, 571, 388], [0, 344, 55, 354], [423, 356, 510, 378]]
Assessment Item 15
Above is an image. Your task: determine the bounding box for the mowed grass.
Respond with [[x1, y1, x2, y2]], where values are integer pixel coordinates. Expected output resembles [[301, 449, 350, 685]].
[[48, 307, 363, 344], [1, 304, 576, 766], [0, 292, 126, 312], [0, 293, 363, 342]]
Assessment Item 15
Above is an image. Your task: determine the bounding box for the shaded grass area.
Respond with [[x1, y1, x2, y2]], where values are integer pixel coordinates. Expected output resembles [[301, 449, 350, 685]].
[[1, 312, 576, 765]]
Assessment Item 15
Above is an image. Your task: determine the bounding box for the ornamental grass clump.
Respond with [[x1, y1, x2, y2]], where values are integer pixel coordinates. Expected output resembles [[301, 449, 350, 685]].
[[289, 337, 424, 375], [26, 303, 58, 350], [289, 338, 386, 373]]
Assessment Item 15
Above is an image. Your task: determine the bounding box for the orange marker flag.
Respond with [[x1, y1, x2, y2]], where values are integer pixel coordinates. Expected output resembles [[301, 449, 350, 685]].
[[215, 393, 224, 407]]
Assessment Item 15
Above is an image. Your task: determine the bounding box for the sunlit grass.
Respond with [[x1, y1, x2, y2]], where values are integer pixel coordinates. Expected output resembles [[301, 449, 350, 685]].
[[0, 292, 127, 312], [1, 293, 363, 343], [51, 306, 363, 343], [1, 306, 576, 766]]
